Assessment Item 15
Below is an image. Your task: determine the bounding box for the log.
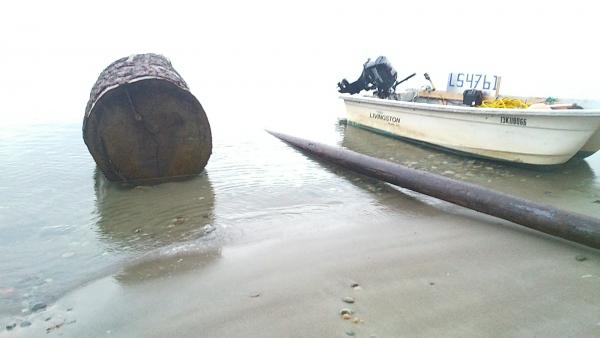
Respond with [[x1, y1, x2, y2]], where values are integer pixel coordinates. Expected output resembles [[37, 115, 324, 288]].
[[267, 131, 600, 250], [83, 53, 212, 183]]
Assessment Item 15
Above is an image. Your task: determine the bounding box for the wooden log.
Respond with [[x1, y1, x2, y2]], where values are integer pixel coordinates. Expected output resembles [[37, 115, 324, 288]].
[[268, 130, 600, 250], [83, 53, 212, 183]]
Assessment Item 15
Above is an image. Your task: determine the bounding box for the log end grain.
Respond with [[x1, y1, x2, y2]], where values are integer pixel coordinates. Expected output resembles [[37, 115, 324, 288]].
[[84, 79, 212, 182], [83, 54, 212, 183]]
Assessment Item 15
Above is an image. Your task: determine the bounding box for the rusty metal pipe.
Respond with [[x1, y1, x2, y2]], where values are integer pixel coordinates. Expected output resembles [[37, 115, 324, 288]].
[[268, 130, 600, 250]]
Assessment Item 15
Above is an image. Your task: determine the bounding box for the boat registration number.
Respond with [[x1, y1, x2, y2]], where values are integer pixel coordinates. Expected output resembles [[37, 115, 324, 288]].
[[500, 116, 527, 126], [447, 73, 501, 96]]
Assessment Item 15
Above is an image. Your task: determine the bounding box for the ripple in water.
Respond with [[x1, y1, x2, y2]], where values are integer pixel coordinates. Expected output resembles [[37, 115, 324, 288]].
[[2, 119, 598, 320]]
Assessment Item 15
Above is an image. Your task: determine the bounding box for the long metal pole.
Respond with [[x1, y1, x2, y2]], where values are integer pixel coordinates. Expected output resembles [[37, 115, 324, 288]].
[[268, 130, 600, 250]]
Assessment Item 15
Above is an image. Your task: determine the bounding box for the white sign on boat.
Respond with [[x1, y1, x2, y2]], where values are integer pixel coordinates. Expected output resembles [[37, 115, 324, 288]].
[[446, 72, 501, 97]]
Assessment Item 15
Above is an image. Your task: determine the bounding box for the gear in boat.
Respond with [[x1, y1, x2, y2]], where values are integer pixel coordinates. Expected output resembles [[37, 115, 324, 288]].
[[337, 56, 586, 110]]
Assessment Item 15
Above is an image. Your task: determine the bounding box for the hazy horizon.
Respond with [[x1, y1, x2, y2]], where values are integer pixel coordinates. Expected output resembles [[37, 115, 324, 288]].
[[2, 0, 599, 127]]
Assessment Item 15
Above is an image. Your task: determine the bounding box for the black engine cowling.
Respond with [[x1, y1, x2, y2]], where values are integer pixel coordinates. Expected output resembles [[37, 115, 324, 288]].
[[337, 56, 398, 98]]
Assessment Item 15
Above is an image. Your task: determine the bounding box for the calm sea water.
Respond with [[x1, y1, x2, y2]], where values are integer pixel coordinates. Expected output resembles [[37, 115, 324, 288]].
[[1, 104, 599, 319]]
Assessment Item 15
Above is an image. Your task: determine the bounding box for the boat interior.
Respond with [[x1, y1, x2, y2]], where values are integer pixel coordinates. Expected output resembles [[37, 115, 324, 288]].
[[337, 56, 594, 110]]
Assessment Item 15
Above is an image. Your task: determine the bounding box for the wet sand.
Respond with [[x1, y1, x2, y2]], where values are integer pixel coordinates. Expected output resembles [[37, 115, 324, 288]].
[[6, 193, 600, 337]]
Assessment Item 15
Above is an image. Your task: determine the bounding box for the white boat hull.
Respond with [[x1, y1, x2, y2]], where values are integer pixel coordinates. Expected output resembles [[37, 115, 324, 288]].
[[578, 128, 600, 157], [342, 95, 600, 165]]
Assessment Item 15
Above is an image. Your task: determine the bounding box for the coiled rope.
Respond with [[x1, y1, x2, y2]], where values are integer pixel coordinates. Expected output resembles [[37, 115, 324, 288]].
[[480, 97, 530, 109]]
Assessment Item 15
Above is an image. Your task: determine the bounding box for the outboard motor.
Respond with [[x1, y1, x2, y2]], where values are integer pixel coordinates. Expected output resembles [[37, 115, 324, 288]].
[[338, 56, 398, 98]]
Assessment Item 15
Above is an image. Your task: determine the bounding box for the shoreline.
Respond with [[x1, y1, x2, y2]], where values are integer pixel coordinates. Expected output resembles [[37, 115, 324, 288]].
[[4, 199, 600, 337]]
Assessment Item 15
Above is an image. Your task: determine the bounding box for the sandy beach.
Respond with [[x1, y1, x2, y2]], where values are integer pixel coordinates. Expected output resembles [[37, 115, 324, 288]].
[[6, 187, 600, 338], [3, 1, 600, 337]]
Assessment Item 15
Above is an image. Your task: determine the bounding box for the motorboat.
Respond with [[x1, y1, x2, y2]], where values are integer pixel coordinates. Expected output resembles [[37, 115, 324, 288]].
[[338, 57, 600, 165]]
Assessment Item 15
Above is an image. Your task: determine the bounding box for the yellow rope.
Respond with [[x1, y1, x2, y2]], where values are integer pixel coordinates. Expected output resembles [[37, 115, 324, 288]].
[[480, 97, 530, 109]]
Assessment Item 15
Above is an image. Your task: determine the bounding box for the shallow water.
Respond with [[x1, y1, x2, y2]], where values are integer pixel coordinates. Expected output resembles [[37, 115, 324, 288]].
[[0, 116, 367, 317], [1, 111, 599, 320], [340, 123, 600, 216]]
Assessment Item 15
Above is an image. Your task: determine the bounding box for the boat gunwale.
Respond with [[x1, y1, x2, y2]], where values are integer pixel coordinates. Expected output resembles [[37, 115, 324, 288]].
[[340, 94, 600, 117]]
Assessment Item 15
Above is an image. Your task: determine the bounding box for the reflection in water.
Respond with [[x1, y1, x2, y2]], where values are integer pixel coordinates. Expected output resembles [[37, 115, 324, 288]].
[[314, 158, 443, 218], [339, 123, 599, 217], [2, 119, 597, 321], [94, 169, 217, 252], [115, 246, 222, 285], [94, 170, 221, 283]]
